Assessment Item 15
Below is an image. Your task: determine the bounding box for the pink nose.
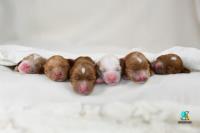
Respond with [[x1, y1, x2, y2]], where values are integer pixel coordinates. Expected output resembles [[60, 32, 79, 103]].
[[155, 62, 163, 69], [19, 63, 31, 73], [107, 74, 117, 82], [54, 72, 63, 77], [138, 76, 148, 82], [78, 85, 89, 94]]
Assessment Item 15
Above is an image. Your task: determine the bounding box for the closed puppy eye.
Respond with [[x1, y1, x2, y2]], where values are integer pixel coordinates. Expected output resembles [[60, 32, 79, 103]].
[[74, 76, 81, 80], [87, 77, 95, 81]]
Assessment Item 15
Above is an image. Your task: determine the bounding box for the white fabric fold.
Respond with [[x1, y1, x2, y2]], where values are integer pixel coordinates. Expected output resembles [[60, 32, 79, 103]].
[[1, 45, 200, 72]]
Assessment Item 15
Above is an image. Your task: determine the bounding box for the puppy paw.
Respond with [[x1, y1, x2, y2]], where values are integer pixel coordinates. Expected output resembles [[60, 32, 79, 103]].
[[96, 78, 104, 84]]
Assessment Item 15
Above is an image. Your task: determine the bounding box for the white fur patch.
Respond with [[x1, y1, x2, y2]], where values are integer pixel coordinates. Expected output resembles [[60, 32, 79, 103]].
[[33, 54, 40, 60], [171, 56, 177, 61], [98, 54, 120, 72], [81, 67, 86, 74], [136, 57, 142, 63]]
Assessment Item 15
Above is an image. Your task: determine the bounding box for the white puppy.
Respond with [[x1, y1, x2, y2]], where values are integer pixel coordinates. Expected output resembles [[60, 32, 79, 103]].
[[96, 55, 122, 85]]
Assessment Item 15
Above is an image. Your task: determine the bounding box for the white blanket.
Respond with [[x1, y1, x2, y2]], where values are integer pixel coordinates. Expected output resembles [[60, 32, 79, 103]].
[[132, 46, 200, 71], [0, 45, 200, 133], [1, 44, 200, 71]]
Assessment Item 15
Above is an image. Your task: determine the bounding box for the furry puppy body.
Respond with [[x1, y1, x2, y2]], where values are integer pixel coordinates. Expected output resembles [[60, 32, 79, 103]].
[[15, 54, 46, 74], [123, 52, 152, 83], [70, 57, 97, 95], [152, 54, 190, 74], [44, 55, 70, 81], [96, 55, 122, 85]]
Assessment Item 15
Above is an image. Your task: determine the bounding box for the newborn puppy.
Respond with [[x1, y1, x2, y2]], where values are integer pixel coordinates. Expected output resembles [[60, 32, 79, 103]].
[[44, 55, 71, 81], [123, 52, 152, 83], [70, 56, 97, 95], [96, 55, 122, 85], [151, 54, 190, 74], [15, 54, 46, 74]]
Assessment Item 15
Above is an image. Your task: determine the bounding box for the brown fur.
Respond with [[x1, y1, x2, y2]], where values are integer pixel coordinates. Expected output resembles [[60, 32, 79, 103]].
[[15, 54, 46, 74], [122, 52, 152, 81], [70, 56, 97, 95], [152, 54, 190, 74], [44, 55, 70, 81]]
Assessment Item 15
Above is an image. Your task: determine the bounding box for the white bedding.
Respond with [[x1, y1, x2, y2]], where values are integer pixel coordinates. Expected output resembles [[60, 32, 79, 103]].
[[1, 0, 200, 132], [0, 45, 200, 133]]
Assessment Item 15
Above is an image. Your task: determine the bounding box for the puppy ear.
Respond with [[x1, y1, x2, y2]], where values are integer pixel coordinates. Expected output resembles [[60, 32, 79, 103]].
[[67, 59, 74, 68], [150, 68, 154, 76], [148, 60, 155, 76], [95, 63, 101, 79], [69, 68, 73, 81], [40, 58, 47, 71], [182, 67, 190, 73], [39, 59, 46, 74], [66, 59, 74, 80], [43, 60, 48, 74], [120, 58, 125, 76]]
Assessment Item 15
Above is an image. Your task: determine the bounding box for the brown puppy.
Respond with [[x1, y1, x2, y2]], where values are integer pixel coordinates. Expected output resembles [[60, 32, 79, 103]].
[[122, 52, 152, 83], [44, 55, 71, 81], [70, 56, 97, 95], [151, 54, 190, 74], [15, 54, 46, 74]]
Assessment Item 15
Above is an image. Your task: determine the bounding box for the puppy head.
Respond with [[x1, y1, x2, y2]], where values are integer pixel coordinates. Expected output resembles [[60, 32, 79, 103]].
[[97, 55, 121, 85], [70, 57, 96, 95], [152, 54, 190, 74], [44, 55, 70, 81], [151, 60, 166, 74], [125, 52, 151, 83], [17, 54, 46, 74]]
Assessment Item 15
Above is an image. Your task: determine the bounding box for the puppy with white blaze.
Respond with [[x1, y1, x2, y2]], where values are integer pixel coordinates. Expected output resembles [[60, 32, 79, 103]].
[[96, 55, 122, 85]]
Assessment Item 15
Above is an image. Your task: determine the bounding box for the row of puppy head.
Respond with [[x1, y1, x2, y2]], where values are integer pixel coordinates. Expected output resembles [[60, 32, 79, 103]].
[[14, 52, 190, 95]]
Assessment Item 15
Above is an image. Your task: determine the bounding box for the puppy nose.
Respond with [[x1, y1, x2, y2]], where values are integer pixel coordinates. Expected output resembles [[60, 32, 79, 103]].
[[139, 76, 147, 81], [107, 74, 117, 82], [20, 63, 31, 73], [54, 71, 63, 77], [79, 85, 89, 94], [22, 63, 30, 69], [155, 62, 163, 69]]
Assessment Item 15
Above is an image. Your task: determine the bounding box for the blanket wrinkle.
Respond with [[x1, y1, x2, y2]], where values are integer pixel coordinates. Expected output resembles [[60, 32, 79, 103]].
[[0, 45, 200, 132], [1, 45, 200, 71]]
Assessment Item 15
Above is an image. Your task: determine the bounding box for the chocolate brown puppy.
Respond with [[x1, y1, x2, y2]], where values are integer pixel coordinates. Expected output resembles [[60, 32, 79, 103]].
[[70, 56, 97, 95], [15, 54, 46, 74], [122, 52, 152, 83], [44, 55, 71, 81], [151, 54, 190, 74]]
